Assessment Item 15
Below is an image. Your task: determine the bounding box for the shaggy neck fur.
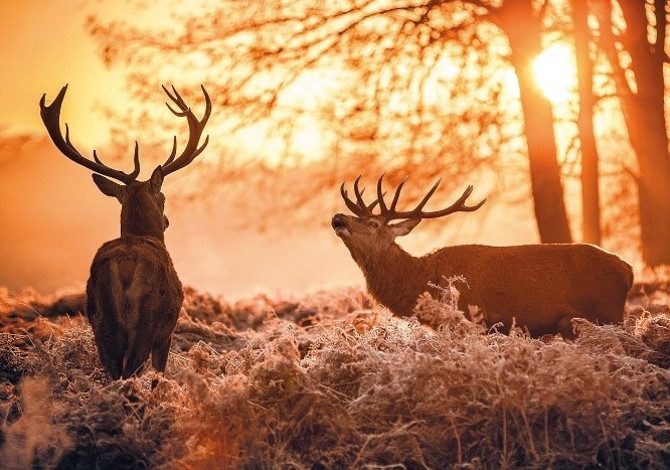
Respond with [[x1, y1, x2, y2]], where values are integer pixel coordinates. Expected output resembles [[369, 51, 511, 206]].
[[120, 191, 164, 242], [352, 242, 434, 316]]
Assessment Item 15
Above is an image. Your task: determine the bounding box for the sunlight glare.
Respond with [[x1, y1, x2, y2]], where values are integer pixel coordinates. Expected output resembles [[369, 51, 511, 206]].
[[532, 43, 577, 104]]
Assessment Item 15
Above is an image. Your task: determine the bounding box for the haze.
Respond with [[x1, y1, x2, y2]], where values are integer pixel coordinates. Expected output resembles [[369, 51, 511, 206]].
[[0, 1, 566, 298]]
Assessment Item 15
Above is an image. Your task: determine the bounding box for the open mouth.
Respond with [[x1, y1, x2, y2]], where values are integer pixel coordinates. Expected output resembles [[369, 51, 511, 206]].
[[331, 214, 350, 237]]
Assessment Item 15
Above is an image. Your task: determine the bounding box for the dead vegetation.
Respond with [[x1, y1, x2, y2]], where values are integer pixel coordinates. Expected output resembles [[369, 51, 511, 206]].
[[0, 284, 669, 469]]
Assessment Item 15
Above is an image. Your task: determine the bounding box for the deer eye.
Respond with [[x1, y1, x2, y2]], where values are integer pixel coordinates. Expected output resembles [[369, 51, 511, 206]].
[[367, 219, 381, 228]]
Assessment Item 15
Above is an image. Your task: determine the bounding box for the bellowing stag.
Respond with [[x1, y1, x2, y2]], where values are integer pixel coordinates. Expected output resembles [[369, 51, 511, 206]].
[[40, 84, 211, 378], [333, 175, 633, 338]]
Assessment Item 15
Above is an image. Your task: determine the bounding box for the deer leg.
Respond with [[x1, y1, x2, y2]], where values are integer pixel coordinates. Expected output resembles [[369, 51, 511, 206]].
[[150, 337, 173, 390], [121, 336, 153, 379], [151, 337, 172, 373], [91, 292, 126, 380], [94, 324, 125, 380]]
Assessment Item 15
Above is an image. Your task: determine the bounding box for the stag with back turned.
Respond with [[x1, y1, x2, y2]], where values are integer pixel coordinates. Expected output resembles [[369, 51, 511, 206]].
[[40, 84, 211, 378], [333, 175, 633, 338]]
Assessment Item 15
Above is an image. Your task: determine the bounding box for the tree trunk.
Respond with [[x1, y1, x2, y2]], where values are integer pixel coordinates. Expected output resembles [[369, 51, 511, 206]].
[[495, 1, 573, 243], [615, 0, 670, 265], [571, 0, 601, 245]]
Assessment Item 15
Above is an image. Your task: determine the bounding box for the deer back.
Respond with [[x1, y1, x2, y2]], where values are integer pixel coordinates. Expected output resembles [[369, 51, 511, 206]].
[[86, 235, 183, 377], [422, 243, 633, 336], [88, 235, 182, 329]]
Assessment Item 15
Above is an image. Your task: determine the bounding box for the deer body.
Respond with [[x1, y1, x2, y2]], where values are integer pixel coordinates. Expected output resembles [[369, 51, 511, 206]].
[[334, 176, 633, 338], [87, 236, 182, 378], [41, 84, 211, 378], [354, 241, 632, 337]]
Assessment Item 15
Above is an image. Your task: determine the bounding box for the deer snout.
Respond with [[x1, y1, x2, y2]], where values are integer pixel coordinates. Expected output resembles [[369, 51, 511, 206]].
[[332, 213, 351, 237], [332, 213, 347, 229]]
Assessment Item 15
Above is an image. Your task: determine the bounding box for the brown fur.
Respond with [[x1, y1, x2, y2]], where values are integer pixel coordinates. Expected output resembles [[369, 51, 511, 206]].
[[84, 173, 183, 379], [86, 236, 182, 379], [333, 213, 633, 338]]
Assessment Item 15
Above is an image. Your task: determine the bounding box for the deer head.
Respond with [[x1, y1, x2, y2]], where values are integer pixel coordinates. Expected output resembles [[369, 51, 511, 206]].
[[333, 175, 486, 262], [39, 84, 212, 242]]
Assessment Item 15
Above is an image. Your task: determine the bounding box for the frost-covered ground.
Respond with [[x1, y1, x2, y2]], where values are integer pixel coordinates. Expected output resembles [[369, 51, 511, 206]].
[[0, 284, 669, 469]]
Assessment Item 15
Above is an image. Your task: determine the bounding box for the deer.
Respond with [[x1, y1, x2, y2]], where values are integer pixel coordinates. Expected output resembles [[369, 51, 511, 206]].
[[333, 175, 633, 338], [40, 84, 211, 379]]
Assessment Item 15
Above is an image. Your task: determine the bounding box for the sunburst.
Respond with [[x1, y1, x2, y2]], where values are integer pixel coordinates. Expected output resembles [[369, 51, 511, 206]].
[[533, 43, 577, 104]]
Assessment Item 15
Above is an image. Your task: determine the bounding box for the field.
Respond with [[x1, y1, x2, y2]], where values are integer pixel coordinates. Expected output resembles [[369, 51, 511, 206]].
[[0, 284, 669, 469]]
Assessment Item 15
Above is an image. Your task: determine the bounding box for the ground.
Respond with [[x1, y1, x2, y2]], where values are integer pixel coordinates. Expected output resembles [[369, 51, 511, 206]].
[[0, 283, 669, 469]]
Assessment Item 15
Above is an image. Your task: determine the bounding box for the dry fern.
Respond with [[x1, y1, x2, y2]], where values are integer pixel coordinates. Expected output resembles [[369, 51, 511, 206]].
[[0, 285, 668, 468]]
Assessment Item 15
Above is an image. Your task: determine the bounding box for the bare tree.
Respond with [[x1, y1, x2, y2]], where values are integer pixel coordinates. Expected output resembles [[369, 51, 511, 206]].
[[88, 0, 573, 241], [488, 0, 572, 242], [570, 0, 602, 244], [595, 0, 670, 266]]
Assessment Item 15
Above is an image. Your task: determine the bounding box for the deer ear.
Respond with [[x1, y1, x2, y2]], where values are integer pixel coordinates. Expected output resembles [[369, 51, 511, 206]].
[[92, 174, 124, 200], [149, 166, 164, 194], [389, 218, 421, 237]]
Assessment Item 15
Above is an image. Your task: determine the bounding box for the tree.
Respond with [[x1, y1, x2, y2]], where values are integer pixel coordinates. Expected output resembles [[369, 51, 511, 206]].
[[596, 0, 670, 265], [488, 0, 572, 242], [88, 1, 573, 241], [570, 0, 602, 245]]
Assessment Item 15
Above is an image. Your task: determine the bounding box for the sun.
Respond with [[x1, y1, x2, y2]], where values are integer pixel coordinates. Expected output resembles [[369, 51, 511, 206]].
[[533, 43, 577, 104]]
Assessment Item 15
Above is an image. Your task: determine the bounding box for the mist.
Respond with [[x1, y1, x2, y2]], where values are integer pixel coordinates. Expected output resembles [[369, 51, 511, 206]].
[[0, 133, 541, 298]]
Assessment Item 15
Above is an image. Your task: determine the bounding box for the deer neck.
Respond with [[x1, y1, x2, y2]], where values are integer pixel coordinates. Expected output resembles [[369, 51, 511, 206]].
[[120, 197, 165, 242], [356, 243, 428, 316]]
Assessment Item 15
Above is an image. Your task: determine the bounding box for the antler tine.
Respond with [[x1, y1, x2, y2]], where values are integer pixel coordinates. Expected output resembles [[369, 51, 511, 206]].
[[200, 84, 213, 122], [389, 176, 408, 212], [162, 85, 186, 116], [340, 177, 382, 216], [353, 176, 368, 208], [163, 136, 178, 166], [377, 178, 486, 221], [436, 185, 487, 214], [376, 173, 388, 212], [413, 178, 442, 212], [93, 142, 140, 180], [129, 141, 141, 180], [160, 84, 212, 176], [361, 176, 386, 213], [40, 85, 140, 184], [340, 182, 367, 216]]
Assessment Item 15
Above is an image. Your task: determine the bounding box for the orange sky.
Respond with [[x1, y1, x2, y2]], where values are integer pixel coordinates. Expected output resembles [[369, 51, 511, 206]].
[[0, 2, 580, 149], [0, 1, 130, 144], [0, 1, 600, 297]]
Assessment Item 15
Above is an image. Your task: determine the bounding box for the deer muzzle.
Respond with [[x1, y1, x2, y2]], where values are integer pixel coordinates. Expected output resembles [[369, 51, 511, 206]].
[[331, 213, 350, 237]]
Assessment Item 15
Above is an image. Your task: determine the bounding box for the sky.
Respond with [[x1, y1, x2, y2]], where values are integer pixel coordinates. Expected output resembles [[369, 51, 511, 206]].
[[0, 1, 371, 297], [0, 1, 130, 143], [0, 1, 551, 298], [0, 0, 358, 297]]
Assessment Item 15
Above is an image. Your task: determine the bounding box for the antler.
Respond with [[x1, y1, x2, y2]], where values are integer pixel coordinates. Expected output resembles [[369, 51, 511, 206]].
[[375, 174, 486, 222], [340, 176, 381, 217], [160, 85, 212, 176], [40, 85, 141, 184]]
